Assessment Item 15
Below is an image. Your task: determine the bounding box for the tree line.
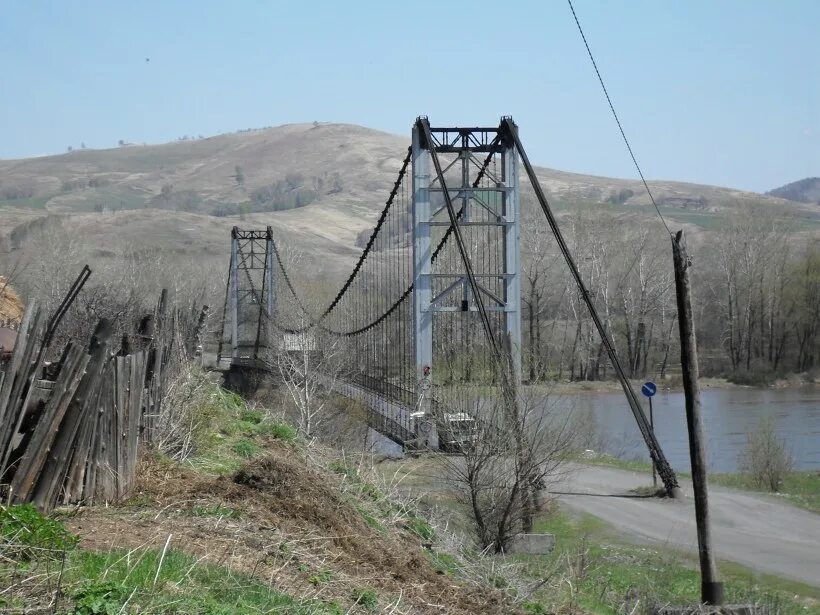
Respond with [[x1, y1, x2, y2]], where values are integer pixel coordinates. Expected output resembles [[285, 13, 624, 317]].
[[521, 202, 820, 384]]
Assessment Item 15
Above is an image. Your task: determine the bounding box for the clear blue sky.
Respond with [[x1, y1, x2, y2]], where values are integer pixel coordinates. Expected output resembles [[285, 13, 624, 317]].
[[1, 1, 817, 193]]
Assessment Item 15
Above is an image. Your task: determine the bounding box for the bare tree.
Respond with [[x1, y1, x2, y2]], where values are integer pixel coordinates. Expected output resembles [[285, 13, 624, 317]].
[[789, 240, 820, 371], [436, 386, 576, 553], [709, 205, 792, 373], [739, 415, 794, 492], [522, 222, 560, 382], [269, 328, 344, 439]]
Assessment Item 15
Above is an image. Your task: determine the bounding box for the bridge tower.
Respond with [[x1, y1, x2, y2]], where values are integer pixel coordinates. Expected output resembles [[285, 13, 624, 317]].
[[218, 226, 275, 365], [412, 118, 521, 410]]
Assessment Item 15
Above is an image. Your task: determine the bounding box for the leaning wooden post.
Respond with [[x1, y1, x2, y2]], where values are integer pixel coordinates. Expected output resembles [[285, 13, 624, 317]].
[[671, 230, 722, 605]]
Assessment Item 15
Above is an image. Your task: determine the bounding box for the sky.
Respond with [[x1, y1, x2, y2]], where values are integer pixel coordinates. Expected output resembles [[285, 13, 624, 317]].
[[0, 0, 817, 193]]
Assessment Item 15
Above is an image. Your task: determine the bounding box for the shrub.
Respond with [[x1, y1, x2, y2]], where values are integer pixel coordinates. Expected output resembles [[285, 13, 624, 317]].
[[351, 588, 378, 611], [726, 368, 778, 387], [0, 504, 78, 557], [232, 439, 259, 458], [739, 416, 794, 492], [240, 408, 264, 424], [70, 580, 126, 614], [254, 421, 297, 440]]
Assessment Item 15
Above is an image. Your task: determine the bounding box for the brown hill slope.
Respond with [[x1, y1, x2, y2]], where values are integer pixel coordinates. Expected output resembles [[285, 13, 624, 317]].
[[1, 122, 818, 276], [766, 177, 820, 205]]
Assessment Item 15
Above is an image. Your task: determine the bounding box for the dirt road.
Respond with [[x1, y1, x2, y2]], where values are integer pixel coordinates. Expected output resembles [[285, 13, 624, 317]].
[[551, 464, 820, 587]]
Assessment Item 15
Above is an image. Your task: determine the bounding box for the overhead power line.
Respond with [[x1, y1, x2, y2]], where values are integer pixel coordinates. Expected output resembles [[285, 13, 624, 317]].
[[566, 0, 673, 237]]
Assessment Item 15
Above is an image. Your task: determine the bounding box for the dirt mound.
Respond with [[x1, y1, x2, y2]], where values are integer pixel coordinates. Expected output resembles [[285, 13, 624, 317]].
[[231, 454, 363, 537], [68, 444, 521, 614]]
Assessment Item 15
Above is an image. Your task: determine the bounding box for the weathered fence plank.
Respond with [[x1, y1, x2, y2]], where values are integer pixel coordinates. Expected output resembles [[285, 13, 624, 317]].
[[32, 320, 113, 509], [124, 351, 146, 494], [0, 304, 43, 476], [10, 344, 89, 502], [0, 289, 196, 511]]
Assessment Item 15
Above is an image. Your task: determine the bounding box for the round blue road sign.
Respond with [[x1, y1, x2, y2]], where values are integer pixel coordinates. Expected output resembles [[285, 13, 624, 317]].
[[641, 381, 657, 397]]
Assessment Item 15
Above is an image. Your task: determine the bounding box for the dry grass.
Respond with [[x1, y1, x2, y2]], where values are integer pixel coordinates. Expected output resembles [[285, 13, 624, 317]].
[[61, 442, 524, 614], [2, 121, 816, 290]]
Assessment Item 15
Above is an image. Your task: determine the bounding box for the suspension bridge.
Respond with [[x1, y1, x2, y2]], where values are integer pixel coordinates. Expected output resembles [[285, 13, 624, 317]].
[[216, 116, 681, 496]]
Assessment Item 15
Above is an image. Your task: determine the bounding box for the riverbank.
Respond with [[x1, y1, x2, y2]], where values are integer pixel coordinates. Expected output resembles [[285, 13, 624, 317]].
[[540, 376, 734, 395], [0, 382, 522, 614], [534, 375, 819, 395]]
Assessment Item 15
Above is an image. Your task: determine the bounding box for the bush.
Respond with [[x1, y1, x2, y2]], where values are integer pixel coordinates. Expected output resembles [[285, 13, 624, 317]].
[[240, 408, 264, 424], [0, 504, 78, 558], [739, 416, 794, 492], [254, 421, 297, 440], [351, 588, 378, 610], [232, 439, 259, 458], [726, 368, 778, 387]]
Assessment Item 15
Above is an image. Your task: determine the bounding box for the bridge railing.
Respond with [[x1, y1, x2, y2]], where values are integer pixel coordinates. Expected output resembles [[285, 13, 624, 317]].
[[349, 373, 417, 444]]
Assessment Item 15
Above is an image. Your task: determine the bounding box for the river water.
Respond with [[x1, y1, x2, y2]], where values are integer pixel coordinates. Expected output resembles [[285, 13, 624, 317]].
[[558, 386, 820, 473]]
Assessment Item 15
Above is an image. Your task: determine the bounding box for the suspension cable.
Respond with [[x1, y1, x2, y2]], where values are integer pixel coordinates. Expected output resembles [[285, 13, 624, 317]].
[[502, 116, 679, 494], [261, 134, 502, 337], [334, 134, 503, 336], [257, 148, 412, 334]]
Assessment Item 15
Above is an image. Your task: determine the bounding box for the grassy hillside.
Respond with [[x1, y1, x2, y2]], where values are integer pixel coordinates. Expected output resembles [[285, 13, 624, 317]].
[[2, 122, 818, 273], [0, 122, 808, 217], [0, 377, 525, 614]]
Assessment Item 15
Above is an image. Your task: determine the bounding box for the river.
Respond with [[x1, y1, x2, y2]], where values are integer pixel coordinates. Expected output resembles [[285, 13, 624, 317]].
[[557, 385, 820, 473]]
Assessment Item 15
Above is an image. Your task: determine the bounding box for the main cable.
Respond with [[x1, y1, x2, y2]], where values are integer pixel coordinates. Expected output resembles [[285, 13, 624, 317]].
[[264, 135, 503, 337]]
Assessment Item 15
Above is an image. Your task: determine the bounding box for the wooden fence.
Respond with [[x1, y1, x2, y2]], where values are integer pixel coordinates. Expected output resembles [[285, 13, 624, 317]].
[[0, 291, 190, 512]]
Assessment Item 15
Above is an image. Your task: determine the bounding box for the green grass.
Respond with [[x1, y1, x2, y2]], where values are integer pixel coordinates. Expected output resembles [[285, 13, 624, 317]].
[[308, 569, 333, 586], [524, 508, 819, 613], [0, 507, 342, 613], [353, 502, 385, 533], [232, 438, 260, 458], [254, 421, 297, 440], [425, 549, 459, 576], [179, 377, 299, 475], [0, 195, 51, 209], [403, 516, 436, 542], [350, 587, 378, 611], [0, 504, 79, 556], [240, 408, 264, 424], [576, 452, 654, 474], [63, 547, 342, 614], [709, 471, 820, 514], [581, 454, 820, 514]]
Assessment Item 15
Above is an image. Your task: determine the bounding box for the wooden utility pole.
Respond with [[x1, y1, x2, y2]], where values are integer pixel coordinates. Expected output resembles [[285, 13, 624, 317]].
[[671, 230, 723, 605]]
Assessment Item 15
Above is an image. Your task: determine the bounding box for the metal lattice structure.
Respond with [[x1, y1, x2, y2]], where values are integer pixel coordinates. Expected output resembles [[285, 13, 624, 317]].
[[218, 116, 681, 495], [218, 227, 273, 365], [412, 120, 521, 406]]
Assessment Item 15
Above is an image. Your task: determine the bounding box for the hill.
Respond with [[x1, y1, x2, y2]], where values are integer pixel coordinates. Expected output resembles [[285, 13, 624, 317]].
[[767, 177, 820, 204], [1, 122, 818, 279]]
